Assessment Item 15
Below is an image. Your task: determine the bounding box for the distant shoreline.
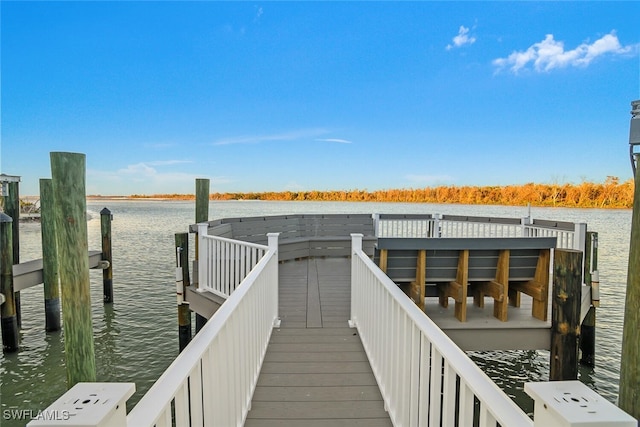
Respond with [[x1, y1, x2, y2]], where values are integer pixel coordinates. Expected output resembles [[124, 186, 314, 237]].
[[17, 178, 635, 209]]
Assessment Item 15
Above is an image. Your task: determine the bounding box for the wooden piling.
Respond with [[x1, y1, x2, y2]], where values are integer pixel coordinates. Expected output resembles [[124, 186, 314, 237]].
[[549, 249, 582, 381], [194, 178, 210, 332], [50, 152, 96, 387], [101, 208, 114, 303], [39, 178, 61, 332], [1, 213, 19, 352], [4, 181, 21, 327], [620, 155, 640, 417], [175, 232, 192, 352], [580, 231, 598, 367]]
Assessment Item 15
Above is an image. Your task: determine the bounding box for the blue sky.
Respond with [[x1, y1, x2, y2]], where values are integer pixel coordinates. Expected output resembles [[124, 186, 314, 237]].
[[2, 2, 639, 196]]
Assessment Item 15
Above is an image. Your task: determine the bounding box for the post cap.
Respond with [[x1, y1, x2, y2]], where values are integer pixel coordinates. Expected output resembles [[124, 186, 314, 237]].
[[525, 381, 636, 426], [100, 207, 111, 215], [631, 100, 640, 146], [0, 212, 14, 223], [27, 382, 135, 427], [0, 174, 21, 183]]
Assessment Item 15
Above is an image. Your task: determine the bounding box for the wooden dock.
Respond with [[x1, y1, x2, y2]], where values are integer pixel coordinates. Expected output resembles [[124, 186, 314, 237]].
[[244, 256, 566, 426], [246, 258, 392, 427]]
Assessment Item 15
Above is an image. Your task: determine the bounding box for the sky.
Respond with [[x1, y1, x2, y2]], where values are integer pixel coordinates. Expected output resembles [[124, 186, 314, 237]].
[[1, 1, 640, 196]]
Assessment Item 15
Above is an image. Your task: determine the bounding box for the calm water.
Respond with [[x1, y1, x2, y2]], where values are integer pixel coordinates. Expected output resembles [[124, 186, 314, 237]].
[[0, 200, 631, 424]]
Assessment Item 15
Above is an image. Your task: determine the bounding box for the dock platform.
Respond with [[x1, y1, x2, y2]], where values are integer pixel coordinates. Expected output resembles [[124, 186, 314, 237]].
[[246, 256, 556, 425]]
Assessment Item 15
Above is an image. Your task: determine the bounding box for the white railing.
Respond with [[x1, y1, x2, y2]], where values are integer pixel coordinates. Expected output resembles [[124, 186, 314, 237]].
[[439, 218, 523, 239], [349, 233, 534, 427], [197, 223, 269, 298], [375, 213, 586, 251], [374, 214, 435, 238], [125, 232, 280, 427], [524, 221, 587, 251]]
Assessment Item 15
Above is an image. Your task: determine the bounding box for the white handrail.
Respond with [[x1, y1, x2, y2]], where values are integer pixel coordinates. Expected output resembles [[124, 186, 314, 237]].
[[126, 233, 280, 427], [198, 223, 268, 298], [349, 233, 534, 427], [375, 214, 585, 251]]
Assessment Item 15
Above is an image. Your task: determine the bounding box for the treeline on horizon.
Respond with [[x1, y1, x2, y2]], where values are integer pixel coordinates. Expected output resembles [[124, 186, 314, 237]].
[[130, 177, 635, 209]]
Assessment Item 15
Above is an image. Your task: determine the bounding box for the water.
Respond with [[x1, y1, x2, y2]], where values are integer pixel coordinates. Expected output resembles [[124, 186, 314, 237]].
[[0, 200, 631, 424]]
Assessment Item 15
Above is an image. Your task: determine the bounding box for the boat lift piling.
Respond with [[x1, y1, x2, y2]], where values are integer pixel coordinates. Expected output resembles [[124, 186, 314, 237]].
[[101, 207, 114, 303], [39, 178, 62, 331], [175, 232, 192, 352], [50, 152, 97, 387], [620, 99, 640, 418], [1, 174, 22, 327], [0, 213, 19, 352], [194, 178, 210, 333]]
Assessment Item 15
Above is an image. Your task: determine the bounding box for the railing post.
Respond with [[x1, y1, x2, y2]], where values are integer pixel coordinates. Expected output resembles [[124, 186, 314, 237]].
[[267, 233, 280, 328], [349, 233, 363, 329], [194, 178, 210, 332], [521, 216, 531, 237], [197, 223, 209, 293], [573, 222, 587, 251], [433, 214, 441, 237], [26, 383, 136, 427], [372, 213, 380, 237]]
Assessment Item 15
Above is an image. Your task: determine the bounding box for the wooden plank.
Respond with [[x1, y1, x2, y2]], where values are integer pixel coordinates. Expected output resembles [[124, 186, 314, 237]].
[[252, 385, 383, 402], [247, 401, 388, 419], [306, 259, 322, 328], [264, 351, 368, 363], [257, 373, 379, 387], [246, 419, 392, 427], [260, 361, 373, 374]]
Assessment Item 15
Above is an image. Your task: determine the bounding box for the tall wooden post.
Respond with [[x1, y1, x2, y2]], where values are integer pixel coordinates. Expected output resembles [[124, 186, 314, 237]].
[[50, 152, 96, 387], [175, 232, 192, 352], [620, 164, 640, 415], [620, 100, 640, 418], [1, 213, 19, 352], [194, 178, 210, 332], [580, 231, 598, 367], [549, 249, 582, 381], [101, 208, 114, 303], [5, 181, 21, 327], [40, 178, 61, 332]]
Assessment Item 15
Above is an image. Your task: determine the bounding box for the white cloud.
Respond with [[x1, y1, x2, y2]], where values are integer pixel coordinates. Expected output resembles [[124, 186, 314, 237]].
[[493, 31, 636, 74], [213, 128, 329, 145], [315, 138, 352, 144], [87, 160, 228, 195], [146, 160, 193, 166], [254, 6, 263, 22], [446, 26, 476, 50]]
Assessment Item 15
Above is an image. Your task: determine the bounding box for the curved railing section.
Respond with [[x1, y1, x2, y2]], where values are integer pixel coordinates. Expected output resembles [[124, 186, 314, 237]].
[[375, 213, 586, 251], [349, 233, 534, 427], [126, 233, 280, 427]]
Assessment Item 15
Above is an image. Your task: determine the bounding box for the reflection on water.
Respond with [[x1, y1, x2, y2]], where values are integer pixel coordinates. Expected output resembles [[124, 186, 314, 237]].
[[0, 200, 630, 425]]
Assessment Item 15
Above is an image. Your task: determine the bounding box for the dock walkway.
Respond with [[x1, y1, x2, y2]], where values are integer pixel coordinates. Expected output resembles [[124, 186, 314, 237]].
[[246, 257, 392, 427]]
